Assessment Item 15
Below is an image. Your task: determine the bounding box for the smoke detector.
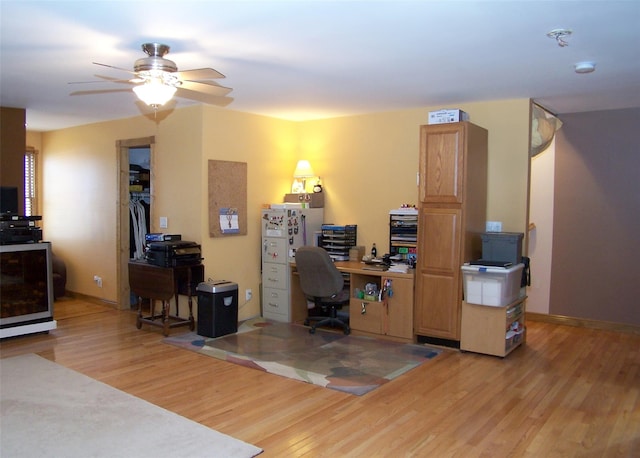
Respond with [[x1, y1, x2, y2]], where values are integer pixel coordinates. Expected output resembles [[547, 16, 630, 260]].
[[574, 61, 596, 74]]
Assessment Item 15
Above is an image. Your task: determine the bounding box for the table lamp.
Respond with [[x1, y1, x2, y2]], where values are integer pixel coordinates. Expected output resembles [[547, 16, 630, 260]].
[[293, 160, 315, 193]]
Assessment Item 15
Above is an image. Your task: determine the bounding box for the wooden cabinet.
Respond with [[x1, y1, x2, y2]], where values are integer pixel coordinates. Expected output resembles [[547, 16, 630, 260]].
[[349, 272, 414, 341], [418, 123, 466, 204], [1, 108, 27, 213], [414, 122, 488, 343], [460, 298, 526, 357]]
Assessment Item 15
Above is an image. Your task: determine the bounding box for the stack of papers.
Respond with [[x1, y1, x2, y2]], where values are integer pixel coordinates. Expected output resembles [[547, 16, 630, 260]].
[[387, 263, 409, 273], [389, 208, 418, 215]]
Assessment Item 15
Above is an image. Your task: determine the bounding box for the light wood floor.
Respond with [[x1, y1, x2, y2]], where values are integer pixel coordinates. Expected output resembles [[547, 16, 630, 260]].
[[1, 297, 638, 457]]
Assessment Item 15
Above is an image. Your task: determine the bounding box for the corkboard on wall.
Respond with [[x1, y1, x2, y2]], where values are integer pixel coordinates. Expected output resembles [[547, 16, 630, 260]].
[[208, 160, 247, 237]]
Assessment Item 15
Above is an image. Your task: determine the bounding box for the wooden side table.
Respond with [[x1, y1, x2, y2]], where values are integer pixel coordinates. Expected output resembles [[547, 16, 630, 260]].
[[128, 261, 203, 336]]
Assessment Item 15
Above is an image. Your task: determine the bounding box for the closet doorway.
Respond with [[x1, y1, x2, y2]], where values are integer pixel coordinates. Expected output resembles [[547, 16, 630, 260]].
[[116, 136, 155, 310], [129, 147, 151, 261]]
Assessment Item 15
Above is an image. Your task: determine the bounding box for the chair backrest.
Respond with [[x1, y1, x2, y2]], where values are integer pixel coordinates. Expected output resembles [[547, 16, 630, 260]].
[[295, 246, 344, 298]]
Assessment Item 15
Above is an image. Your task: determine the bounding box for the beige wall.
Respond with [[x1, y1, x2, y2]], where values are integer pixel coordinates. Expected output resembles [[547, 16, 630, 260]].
[[460, 100, 531, 232], [26, 131, 42, 151], [36, 98, 531, 320], [299, 99, 531, 253], [40, 113, 160, 302], [199, 106, 300, 319]]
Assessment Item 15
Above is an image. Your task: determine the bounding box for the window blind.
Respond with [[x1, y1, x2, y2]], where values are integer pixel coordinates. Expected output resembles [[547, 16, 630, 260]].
[[24, 149, 37, 216]]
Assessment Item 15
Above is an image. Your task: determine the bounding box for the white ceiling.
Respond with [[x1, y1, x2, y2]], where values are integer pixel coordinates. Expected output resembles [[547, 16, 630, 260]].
[[2, 1, 639, 132]]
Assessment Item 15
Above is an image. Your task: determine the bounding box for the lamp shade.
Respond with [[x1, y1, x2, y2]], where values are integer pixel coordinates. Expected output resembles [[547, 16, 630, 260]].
[[133, 79, 177, 107], [293, 160, 315, 178]]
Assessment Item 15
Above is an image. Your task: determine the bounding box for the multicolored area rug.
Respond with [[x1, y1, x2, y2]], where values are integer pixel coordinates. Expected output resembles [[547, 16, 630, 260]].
[[164, 318, 441, 396]]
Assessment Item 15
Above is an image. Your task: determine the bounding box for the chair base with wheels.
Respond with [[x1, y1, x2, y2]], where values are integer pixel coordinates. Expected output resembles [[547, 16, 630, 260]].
[[295, 246, 351, 335], [303, 289, 350, 335]]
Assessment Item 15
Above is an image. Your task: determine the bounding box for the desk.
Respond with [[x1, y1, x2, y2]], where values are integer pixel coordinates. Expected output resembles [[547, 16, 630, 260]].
[[290, 261, 415, 342], [128, 261, 204, 336]]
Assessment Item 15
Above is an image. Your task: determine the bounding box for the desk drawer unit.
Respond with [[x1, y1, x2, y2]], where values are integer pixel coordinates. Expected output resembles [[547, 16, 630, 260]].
[[348, 273, 413, 340], [263, 238, 287, 264], [350, 298, 383, 335], [262, 288, 288, 320]]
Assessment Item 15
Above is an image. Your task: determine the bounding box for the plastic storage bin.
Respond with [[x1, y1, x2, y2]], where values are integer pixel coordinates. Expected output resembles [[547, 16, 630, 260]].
[[481, 232, 524, 264], [461, 263, 524, 306], [196, 280, 238, 338]]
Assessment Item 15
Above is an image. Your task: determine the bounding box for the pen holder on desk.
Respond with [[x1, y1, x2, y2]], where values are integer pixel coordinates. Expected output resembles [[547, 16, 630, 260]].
[[364, 282, 378, 301]]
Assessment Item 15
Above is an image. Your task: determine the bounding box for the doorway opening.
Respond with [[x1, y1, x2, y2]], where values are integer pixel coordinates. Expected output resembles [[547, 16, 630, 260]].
[[116, 136, 155, 310], [527, 102, 562, 315], [129, 147, 151, 262]]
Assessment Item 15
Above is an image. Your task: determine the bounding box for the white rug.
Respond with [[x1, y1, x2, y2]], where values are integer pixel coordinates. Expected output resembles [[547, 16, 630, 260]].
[[0, 354, 262, 458]]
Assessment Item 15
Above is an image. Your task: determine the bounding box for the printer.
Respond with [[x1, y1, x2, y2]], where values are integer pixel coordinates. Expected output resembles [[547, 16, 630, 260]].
[[145, 240, 202, 267]]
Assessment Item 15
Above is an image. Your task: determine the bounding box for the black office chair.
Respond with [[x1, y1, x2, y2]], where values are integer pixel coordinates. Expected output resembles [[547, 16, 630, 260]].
[[295, 246, 350, 335]]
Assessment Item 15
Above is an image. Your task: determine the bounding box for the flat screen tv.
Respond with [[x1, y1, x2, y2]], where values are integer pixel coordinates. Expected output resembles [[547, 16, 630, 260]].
[[1, 186, 19, 215]]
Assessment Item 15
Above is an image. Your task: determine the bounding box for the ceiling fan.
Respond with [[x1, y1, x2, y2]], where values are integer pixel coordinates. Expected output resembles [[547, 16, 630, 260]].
[[71, 43, 233, 108]]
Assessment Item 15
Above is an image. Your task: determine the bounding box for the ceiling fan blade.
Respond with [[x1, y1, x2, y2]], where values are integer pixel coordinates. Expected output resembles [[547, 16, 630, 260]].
[[95, 74, 138, 84], [70, 88, 132, 96], [175, 87, 234, 107], [68, 80, 107, 85], [179, 80, 232, 97], [68, 75, 136, 85], [93, 61, 136, 74], [176, 68, 225, 80]]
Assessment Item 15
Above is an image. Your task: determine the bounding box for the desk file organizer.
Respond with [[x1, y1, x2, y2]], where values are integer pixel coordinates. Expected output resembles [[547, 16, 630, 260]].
[[320, 224, 357, 261]]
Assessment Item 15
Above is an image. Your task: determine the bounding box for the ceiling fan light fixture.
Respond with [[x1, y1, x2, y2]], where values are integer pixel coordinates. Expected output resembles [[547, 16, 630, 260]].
[[133, 79, 177, 108], [82, 42, 232, 109], [134, 43, 178, 73]]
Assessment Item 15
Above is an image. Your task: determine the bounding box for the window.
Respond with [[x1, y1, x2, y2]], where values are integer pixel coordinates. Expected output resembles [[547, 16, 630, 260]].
[[24, 148, 37, 216]]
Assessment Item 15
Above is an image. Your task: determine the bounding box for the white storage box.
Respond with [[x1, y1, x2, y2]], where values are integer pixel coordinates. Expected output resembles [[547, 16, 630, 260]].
[[428, 109, 469, 124], [461, 263, 524, 306]]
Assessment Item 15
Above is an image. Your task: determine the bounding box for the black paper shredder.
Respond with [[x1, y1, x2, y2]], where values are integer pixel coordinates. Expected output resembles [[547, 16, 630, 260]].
[[196, 280, 238, 338]]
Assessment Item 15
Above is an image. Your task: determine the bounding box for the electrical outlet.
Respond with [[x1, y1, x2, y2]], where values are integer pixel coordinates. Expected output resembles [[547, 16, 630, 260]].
[[93, 275, 103, 288], [245, 289, 252, 301], [159, 216, 168, 229]]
